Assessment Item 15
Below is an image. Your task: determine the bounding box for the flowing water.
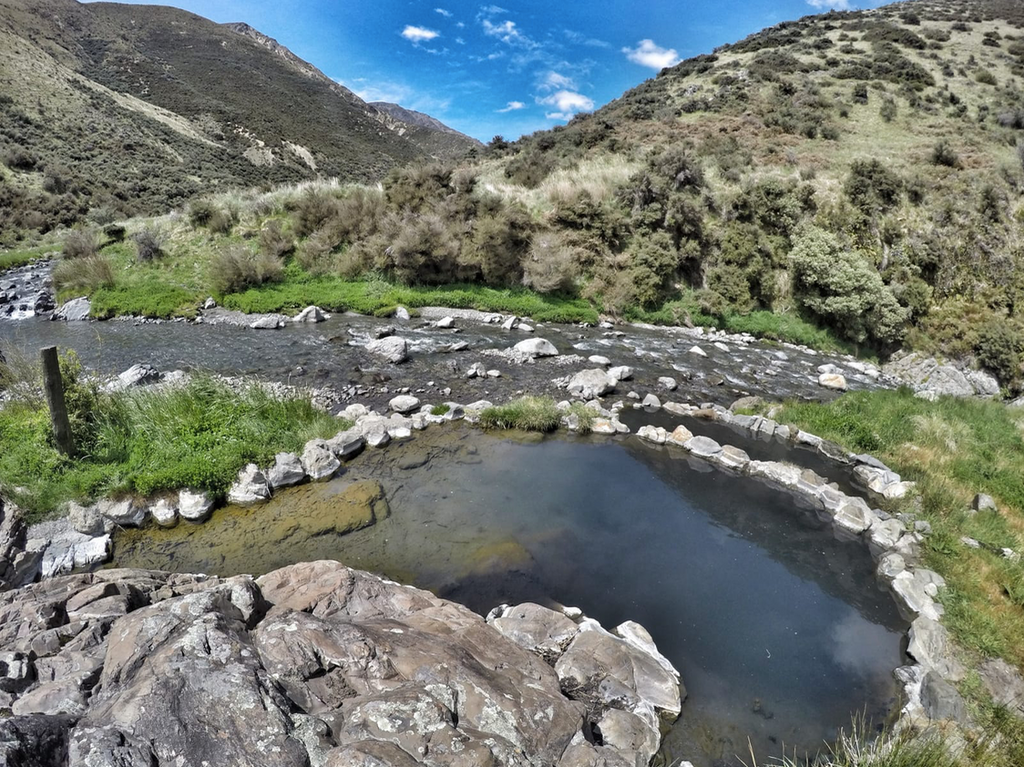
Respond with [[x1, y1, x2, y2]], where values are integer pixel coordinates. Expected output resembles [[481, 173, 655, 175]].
[[110, 426, 905, 767]]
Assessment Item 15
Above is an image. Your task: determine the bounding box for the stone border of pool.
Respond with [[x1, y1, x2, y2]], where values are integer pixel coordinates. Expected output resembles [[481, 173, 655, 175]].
[[11, 388, 979, 762]]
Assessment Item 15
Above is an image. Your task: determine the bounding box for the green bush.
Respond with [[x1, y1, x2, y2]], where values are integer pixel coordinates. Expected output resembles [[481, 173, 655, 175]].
[[930, 140, 960, 168], [132, 228, 164, 262], [293, 189, 338, 238], [522, 231, 579, 293], [259, 220, 294, 259], [62, 229, 99, 260], [976, 322, 1024, 384], [844, 159, 903, 214], [187, 199, 217, 229], [789, 226, 908, 347], [209, 244, 284, 295]]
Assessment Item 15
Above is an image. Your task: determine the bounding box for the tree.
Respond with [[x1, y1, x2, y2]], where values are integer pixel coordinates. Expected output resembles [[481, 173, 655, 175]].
[[789, 226, 909, 347]]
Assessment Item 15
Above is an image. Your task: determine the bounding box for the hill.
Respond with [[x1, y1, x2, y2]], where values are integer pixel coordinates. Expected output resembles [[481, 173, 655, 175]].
[[0, 0, 477, 242]]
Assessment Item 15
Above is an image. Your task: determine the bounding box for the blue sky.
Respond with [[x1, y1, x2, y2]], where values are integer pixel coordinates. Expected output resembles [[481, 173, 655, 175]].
[[84, 0, 890, 140]]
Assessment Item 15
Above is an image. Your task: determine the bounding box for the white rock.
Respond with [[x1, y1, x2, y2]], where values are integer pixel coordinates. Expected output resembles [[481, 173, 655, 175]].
[[250, 316, 282, 330], [72, 535, 111, 569], [657, 377, 677, 391], [395, 306, 411, 320], [591, 419, 617, 435], [301, 439, 340, 481], [713, 342, 730, 353], [642, 393, 661, 409], [486, 369, 501, 378], [178, 489, 215, 522], [608, 366, 634, 382], [150, 499, 178, 528], [684, 435, 722, 458], [389, 395, 421, 413], [327, 430, 365, 459], [637, 425, 667, 444], [267, 452, 306, 489], [514, 338, 558, 357], [688, 346, 707, 358], [293, 305, 326, 323], [568, 369, 617, 399], [96, 499, 147, 528], [227, 464, 271, 505], [502, 315, 520, 330], [666, 425, 693, 446], [518, 323, 534, 333], [818, 373, 848, 391], [588, 355, 611, 367], [53, 296, 91, 321], [366, 336, 409, 364]]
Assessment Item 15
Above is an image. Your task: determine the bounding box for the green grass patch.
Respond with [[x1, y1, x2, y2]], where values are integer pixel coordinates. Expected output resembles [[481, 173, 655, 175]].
[[430, 403, 450, 416], [0, 245, 52, 271], [626, 294, 857, 355], [89, 280, 200, 319], [0, 370, 344, 521], [479, 396, 563, 432], [221, 265, 599, 324]]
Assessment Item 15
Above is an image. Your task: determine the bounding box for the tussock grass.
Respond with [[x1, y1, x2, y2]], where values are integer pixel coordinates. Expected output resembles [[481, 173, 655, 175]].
[[479, 396, 563, 432], [0, 368, 343, 521]]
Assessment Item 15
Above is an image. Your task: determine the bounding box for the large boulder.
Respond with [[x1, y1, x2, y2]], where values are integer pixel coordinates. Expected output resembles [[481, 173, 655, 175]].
[[300, 439, 341, 481], [513, 338, 559, 358], [365, 336, 409, 364], [227, 464, 271, 505], [0, 563, 679, 767], [52, 297, 91, 321], [568, 369, 616, 399]]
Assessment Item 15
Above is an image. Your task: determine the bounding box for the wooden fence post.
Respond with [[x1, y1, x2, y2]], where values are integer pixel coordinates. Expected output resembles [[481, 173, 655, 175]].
[[40, 346, 76, 457]]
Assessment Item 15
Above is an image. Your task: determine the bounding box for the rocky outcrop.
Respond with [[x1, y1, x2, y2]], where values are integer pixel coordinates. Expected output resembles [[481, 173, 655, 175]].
[[884, 351, 999, 399], [0, 561, 679, 767]]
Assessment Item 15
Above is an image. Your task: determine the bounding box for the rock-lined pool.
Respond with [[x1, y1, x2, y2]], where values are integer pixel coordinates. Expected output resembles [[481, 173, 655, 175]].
[[110, 425, 905, 766]]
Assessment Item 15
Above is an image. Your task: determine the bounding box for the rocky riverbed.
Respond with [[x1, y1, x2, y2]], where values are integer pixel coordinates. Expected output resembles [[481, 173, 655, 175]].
[[0, 556, 682, 767]]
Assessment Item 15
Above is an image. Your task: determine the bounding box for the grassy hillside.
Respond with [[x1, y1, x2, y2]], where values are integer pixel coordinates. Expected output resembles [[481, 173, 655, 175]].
[[0, 0, 477, 244]]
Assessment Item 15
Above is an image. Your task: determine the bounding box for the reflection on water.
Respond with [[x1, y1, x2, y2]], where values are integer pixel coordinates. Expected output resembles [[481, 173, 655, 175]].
[[110, 426, 905, 767]]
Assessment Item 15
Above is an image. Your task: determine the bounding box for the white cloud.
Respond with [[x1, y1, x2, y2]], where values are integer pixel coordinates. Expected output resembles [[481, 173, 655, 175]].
[[455, 37, 466, 44], [482, 18, 531, 46], [402, 25, 440, 43], [479, 4, 508, 15], [539, 90, 594, 120], [806, 0, 851, 8], [435, 7, 452, 17], [497, 100, 526, 112], [537, 71, 576, 91], [622, 39, 681, 70]]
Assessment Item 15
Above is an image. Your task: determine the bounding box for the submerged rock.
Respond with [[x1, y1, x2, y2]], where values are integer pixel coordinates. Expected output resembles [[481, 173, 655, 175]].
[[0, 562, 679, 767]]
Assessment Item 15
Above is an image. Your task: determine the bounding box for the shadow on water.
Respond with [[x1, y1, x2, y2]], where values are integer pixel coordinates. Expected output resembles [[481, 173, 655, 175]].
[[109, 425, 905, 767]]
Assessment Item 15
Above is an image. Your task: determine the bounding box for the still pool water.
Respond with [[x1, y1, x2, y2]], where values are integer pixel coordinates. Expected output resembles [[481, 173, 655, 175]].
[[110, 425, 906, 766]]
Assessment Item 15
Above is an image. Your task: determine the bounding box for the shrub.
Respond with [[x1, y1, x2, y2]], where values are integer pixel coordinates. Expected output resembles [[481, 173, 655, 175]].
[[207, 207, 236, 236], [209, 244, 284, 295], [844, 159, 903, 214], [852, 83, 869, 104], [976, 322, 1023, 384], [522, 231, 579, 293], [187, 199, 216, 229], [880, 98, 898, 122], [52, 255, 115, 295], [462, 208, 532, 287], [259, 220, 293, 259], [133, 228, 165, 262], [62, 229, 98, 260], [504, 149, 555, 188], [976, 69, 997, 86], [930, 140, 960, 168], [4, 148, 37, 171], [293, 190, 338, 238], [789, 226, 909, 347], [381, 213, 463, 285]]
